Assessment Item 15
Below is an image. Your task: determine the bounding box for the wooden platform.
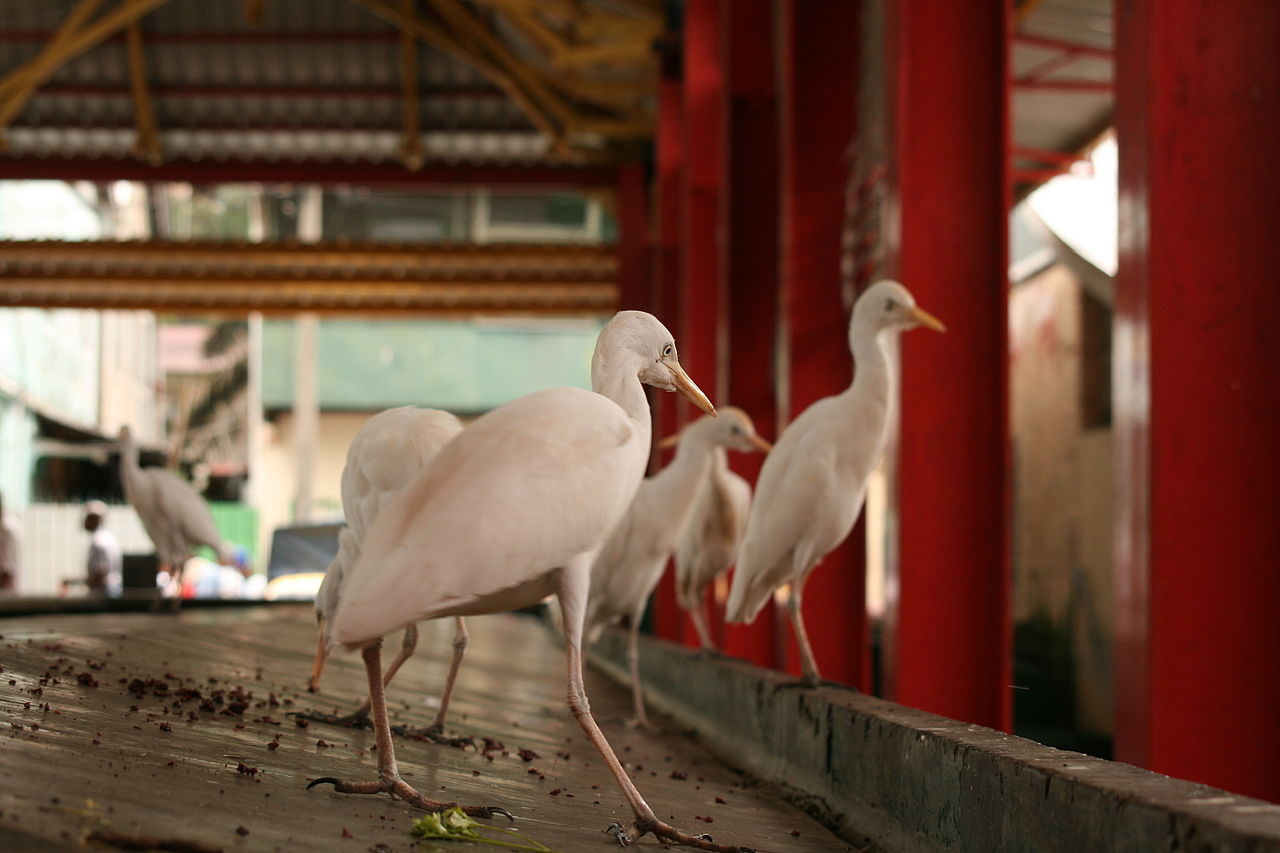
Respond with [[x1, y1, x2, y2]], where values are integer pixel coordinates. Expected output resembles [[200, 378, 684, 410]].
[[0, 604, 854, 853]]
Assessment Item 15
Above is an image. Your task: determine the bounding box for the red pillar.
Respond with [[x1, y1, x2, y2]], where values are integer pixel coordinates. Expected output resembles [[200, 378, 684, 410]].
[[1114, 0, 1280, 802], [777, 0, 865, 687], [886, 0, 1011, 730], [719, 0, 781, 670], [615, 161, 650, 314], [649, 50, 687, 644], [669, 0, 727, 649]]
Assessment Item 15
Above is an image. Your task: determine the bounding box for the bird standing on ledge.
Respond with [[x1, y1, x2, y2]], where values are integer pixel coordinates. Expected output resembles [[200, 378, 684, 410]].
[[585, 407, 770, 728], [726, 280, 945, 685], [674, 444, 754, 652]]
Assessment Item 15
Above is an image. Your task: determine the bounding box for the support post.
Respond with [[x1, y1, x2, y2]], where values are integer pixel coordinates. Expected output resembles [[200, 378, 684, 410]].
[[1113, 0, 1280, 802], [292, 185, 323, 524], [648, 46, 686, 644], [885, 0, 1011, 730], [777, 0, 864, 687], [719, 0, 781, 670]]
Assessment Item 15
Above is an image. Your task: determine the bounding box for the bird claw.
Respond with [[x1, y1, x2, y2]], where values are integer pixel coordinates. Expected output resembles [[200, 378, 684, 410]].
[[605, 822, 633, 847], [394, 722, 476, 749], [306, 777, 341, 791], [307, 775, 512, 821], [474, 806, 514, 822], [289, 709, 372, 729]]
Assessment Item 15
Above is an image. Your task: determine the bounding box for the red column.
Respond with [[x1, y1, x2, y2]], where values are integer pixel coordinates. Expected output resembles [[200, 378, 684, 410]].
[[649, 53, 687, 644], [615, 161, 650, 313], [719, 0, 781, 670], [885, 0, 1011, 730], [1114, 0, 1280, 802], [668, 0, 727, 649], [777, 0, 865, 687]]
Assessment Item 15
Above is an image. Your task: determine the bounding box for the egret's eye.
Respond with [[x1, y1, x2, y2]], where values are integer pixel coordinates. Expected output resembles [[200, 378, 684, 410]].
[[730, 425, 741, 435], [885, 298, 897, 312], [661, 343, 674, 358]]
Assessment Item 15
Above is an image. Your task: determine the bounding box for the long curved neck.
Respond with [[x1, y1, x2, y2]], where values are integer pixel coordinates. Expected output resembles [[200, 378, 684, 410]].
[[119, 436, 143, 496], [659, 428, 716, 498], [837, 327, 895, 455], [592, 362, 651, 437]]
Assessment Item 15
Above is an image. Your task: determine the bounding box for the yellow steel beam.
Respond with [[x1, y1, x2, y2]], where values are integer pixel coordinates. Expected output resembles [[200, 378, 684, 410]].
[[425, 0, 576, 139], [350, 0, 566, 149], [0, 0, 108, 132], [0, 0, 173, 122], [244, 0, 266, 26], [125, 0, 162, 165], [551, 37, 657, 72], [567, 114, 655, 138], [398, 0, 424, 171]]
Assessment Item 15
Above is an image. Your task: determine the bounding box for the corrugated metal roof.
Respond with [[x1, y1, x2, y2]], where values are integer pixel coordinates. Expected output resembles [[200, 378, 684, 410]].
[[1013, 0, 1114, 190], [0, 0, 657, 168]]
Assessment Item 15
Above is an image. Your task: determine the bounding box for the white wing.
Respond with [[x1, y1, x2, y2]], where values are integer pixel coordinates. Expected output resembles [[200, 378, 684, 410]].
[[727, 397, 861, 622], [332, 387, 645, 648], [675, 456, 751, 610]]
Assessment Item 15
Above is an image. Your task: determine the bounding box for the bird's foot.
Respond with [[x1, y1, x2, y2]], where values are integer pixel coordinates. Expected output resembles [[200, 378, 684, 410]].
[[606, 817, 755, 852], [393, 722, 476, 749], [307, 775, 512, 820], [623, 716, 660, 733], [288, 709, 373, 729]]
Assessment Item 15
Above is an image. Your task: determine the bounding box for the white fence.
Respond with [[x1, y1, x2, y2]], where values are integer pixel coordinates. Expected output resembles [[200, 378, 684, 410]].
[[13, 503, 154, 597]]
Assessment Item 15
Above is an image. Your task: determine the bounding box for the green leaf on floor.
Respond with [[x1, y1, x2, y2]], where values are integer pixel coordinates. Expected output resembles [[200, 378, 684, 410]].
[[411, 807, 562, 852]]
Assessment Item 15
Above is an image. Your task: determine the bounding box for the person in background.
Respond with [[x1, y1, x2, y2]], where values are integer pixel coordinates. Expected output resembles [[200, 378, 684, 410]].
[[0, 491, 19, 594], [84, 501, 123, 598]]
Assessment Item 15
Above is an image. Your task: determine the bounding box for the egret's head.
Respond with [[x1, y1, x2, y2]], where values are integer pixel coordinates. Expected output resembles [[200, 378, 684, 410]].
[[852, 280, 946, 339], [117, 425, 132, 441], [708, 406, 771, 453], [658, 405, 770, 453], [595, 311, 716, 417]]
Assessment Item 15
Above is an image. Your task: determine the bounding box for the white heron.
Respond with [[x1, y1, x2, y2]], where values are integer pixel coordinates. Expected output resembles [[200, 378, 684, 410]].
[[311, 311, 744, 851], [584, 408, 769, 727], [674, 446, 753, 652], [725, 280, 944, 685], [117, 425, 230, 589], [305, 406, 471, 745]]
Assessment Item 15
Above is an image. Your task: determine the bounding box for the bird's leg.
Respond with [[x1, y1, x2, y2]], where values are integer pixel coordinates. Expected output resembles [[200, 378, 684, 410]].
[[786, 588, 821, 688], [308, 620, 328, 693], [393, 620, 475, 748], [690, 599, 718, 653], [306, 639, 510, 820], [624, 619, 653, 730], [557, 566, 750, 852]]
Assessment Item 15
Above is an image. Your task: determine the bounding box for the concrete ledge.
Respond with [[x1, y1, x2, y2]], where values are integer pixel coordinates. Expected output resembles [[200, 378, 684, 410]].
[[590, 629, 1280, 853]]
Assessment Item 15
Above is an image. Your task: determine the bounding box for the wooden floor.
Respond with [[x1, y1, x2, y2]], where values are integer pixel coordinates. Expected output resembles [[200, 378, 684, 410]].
[[0, 604, 854, 853]]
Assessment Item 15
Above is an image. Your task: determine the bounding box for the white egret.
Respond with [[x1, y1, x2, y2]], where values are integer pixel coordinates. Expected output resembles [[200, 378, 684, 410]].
[[725, 280, 944, 685], [117, 425, 229, 588], [674, 446, 753, 651], [585, 408, 769, 727], [305, 406, 471, 746], [312, 311, 745, 851]]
